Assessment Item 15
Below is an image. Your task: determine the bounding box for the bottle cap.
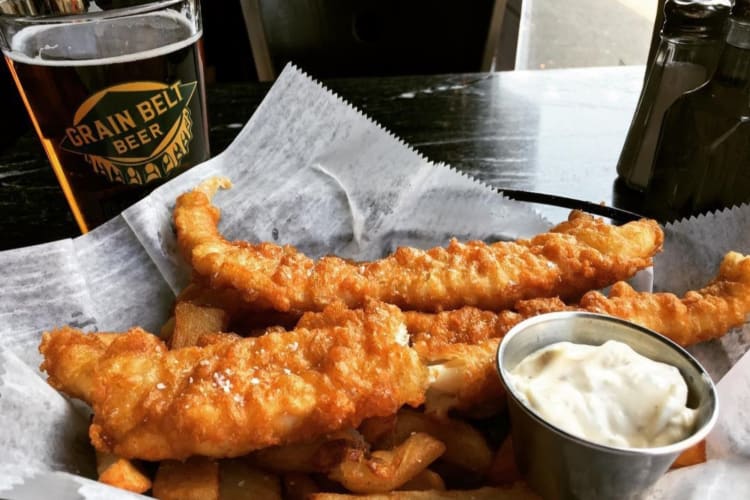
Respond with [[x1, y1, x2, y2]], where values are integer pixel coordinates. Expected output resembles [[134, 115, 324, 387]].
[[662, 0, 731, 39]]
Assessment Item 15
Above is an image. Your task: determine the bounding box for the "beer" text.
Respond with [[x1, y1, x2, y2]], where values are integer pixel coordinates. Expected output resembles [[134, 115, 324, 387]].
[[64, 82, 184, 155]]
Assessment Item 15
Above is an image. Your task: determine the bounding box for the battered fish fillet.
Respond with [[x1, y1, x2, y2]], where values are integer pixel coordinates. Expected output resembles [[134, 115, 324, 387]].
[[539, 251, 750, 346], [416, 339, 504, 416], [406, 252, 750, 414], [408, 252, 750, 347], [174, 178, 663, 312], [298, 308, 512, 415], [39, 301, 428, 461]]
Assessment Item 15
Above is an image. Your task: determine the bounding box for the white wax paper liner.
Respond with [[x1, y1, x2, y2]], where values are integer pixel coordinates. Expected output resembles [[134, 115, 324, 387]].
[[0, 64, 546, 498], [0, 64, 748, 498], [648, 345, 750, 499]]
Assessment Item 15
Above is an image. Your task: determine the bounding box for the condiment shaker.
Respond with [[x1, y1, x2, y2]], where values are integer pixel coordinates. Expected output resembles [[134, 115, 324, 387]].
[[645, 0, 750, 220], [616, 0, 730, 192]]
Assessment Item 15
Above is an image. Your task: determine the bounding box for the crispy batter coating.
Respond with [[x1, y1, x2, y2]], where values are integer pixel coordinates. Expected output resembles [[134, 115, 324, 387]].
[[38, 331, 118, 402], [408, 252, 750, 348], [579, 251, 750, 346], [39, 301, 428, 461], [174, 178, 663, 312], [405, 308, 525, 346], [415, 339, 505, 416], [405, 252, 750, 413]]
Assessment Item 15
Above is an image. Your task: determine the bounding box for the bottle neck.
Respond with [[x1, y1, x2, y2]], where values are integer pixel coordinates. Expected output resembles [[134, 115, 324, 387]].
[[655, 35, 723, 65], [714, 18, 750, 86]]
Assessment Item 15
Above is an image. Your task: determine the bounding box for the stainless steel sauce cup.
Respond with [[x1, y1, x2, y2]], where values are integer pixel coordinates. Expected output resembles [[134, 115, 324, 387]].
[[496, 311, 718, 500]]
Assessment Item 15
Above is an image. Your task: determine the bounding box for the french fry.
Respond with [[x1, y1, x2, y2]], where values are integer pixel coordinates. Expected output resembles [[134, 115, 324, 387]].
[[159, 316, 175, 341], [328, 432, 446, 493], [376, 408, 493, 475], [152, 456, 219, 500], [96, 451, 151, 494], [248, 429, 366, 473], [398, 469, 445, 491], [175, 281, 245, 315], [176, 281, 301, 334], [283, 472, 321, 500], [220, 459, 282, 499], [671, 439, 707, 469], [486, 435, 520, 485], [358, 414, 397, 445], [309, 483, 540, 499], [171, 301, 229, 349]]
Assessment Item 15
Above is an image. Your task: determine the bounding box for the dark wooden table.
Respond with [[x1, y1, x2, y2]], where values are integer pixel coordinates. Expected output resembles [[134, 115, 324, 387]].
[[0, 66, 646, 250]]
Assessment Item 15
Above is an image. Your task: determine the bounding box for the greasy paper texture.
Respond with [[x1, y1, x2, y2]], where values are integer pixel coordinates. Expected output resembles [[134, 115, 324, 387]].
[[647, 350, 750, 499], [0, 65, 546, 498], [645, 206, 750, 499], [657, 206, 750, 379], [0, 65, 747, 498]]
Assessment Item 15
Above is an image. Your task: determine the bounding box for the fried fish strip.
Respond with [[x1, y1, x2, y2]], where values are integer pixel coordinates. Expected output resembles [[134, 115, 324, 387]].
[[578, 251, 750, 346], [408, 252, 750, 348], [174, 178, 663, 312], [296, 309, 505, 415], [408, 252, 750, 413], [404, 308, 527, 346], [416, 339, 504, 416], [39, 301, 428, 461]]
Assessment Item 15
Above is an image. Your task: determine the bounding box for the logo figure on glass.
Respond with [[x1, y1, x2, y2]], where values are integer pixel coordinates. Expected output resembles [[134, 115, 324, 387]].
[[61, 80, 197, 185]]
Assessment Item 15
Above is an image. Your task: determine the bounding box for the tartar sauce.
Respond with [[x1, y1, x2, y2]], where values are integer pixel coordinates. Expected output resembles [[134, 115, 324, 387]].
[[507, 340, 697, 448]]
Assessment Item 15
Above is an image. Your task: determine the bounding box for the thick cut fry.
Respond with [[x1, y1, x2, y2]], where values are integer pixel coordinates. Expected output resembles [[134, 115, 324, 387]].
[[179, 280, 304, 331], [220, 459, 282, 500], [358, 414, 398, 445], [153, 456, 219, 500], [283, 473, 321, 500], [176, 280, 249, 316], [374, 409, 492, 475], [247, 429, 367, 473], [40, 301, 428, 461], [96, 451, 151, 494], [486, 436, 520, 485], [671, 440, 707, 469], [171, 301, 230, 349], [398, 469, 446, 491], [174, 178, 662, 312], [309, 483, 540, 499], [159, 316, 175, 340], [328, 432, 446, 493]]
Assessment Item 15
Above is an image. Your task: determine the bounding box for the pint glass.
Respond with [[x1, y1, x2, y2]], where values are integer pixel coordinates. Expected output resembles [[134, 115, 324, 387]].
[[0, 0, 210, 232]]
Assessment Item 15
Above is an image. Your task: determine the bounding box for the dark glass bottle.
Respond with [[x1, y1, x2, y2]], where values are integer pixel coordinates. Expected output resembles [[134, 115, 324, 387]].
[[645, 7, 750, 220], [617, 0, 730, 191]]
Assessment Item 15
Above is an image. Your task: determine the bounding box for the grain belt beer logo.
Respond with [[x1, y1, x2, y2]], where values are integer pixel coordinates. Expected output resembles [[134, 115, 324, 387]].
[[61, 81, 197, 185]]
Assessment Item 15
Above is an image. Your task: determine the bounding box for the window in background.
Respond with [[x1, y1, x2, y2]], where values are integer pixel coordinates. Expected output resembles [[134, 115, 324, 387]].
[[515, 0, 659, 69]]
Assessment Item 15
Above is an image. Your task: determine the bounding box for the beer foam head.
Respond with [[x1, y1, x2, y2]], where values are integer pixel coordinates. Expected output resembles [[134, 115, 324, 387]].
[[4, 10, 199, 67]]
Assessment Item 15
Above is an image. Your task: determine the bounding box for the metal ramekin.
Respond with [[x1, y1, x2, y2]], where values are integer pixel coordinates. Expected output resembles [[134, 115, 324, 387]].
[[496, 312, 718, 500]]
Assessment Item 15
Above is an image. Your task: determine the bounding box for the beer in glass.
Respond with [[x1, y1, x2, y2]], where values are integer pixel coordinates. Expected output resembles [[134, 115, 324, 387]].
[[0, 0, 210, 231]]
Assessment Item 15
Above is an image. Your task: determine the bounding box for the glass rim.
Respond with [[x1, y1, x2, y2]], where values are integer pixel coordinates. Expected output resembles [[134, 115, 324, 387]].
[[0, 0, 187, 25]]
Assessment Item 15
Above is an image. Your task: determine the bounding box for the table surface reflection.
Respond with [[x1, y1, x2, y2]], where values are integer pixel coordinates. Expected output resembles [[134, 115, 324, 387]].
[[0, 66, 644, 250]]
